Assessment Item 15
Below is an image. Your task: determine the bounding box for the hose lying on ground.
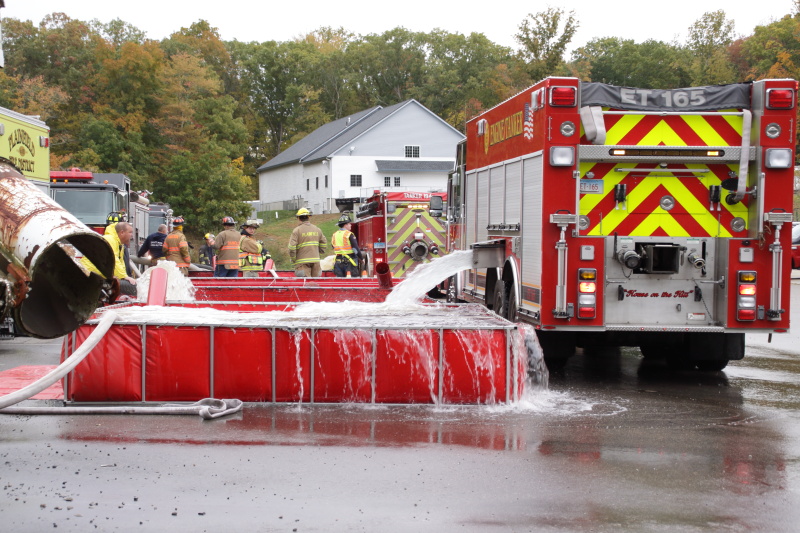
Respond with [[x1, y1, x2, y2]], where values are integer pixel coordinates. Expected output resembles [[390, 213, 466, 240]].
[[0, 310, 243, 419], [1, 398, 244, 420]]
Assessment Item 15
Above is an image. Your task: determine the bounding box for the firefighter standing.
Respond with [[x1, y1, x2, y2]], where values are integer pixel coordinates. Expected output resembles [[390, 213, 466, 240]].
[[331, 213, 361, 278], [214, 216, 241, 277], [163, 216, 191, 276], [288, 208, 327, 277], [199, 233, 216, 270], [239, 220, 264, 278]]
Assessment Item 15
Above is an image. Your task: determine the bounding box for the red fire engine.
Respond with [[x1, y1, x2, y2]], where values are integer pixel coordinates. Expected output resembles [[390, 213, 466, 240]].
[[352, 191, 447, 277], [448, 77, 796, 370], [49, 168, 153, 260]]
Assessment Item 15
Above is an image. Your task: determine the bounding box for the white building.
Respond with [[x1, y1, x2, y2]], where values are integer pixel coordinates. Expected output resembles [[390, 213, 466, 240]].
[[257, 99, 465, 214]]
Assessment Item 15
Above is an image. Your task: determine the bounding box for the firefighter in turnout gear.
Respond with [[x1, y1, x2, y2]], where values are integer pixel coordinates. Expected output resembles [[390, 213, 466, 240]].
[[214, 216, 241, 277], [199, 233, 216, 270], [239, 220, 264, 278], [164, 216, 191, 276], [331, 213, 361, 278], [288, 208, 327, 277]]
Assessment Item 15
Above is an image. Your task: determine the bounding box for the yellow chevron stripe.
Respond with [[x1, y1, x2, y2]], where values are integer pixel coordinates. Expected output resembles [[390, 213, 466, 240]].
[[638, 120, 689, 146], [605, 115, 642, 145], [583, 167, 746, 237], [630, 208, 690, 236], [603, 114, 743, 147]]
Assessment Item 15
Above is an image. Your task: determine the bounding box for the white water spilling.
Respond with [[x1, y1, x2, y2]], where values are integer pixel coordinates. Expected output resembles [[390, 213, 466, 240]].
[[135, 262, 196, 302], [384, 250, 473, 305], [103, 249, 551, 404]]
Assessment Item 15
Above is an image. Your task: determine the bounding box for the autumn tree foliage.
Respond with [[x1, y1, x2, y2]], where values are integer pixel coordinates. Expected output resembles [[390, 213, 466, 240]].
[[0, 7, 797, 227]]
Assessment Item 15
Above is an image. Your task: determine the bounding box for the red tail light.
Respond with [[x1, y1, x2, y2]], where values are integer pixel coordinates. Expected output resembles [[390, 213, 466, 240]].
[[550, 86, 577, 107], [766, 89, 794, 109]]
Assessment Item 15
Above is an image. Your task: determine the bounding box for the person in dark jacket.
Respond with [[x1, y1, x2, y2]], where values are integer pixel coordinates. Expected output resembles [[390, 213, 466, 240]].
[[138, 224, 168, 265]]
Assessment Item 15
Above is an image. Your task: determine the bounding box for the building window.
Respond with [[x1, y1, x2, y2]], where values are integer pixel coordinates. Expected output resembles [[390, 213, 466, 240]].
[[316, 177, 319, 190], [394, 176, 401, 187], [306, 178, 310, 191], [384, 176, 391, 187], [405, 145, 420, 158], [325, 175, 328, 188], [350, 175, 362, 187]]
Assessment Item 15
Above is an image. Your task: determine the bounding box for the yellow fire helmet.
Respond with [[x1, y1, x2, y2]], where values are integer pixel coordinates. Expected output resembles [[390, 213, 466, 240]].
[[296, 208, 311, 217]]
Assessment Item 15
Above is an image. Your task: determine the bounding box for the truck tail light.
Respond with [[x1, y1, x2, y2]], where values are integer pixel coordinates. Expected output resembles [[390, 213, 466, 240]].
[[766, 88, 795, 109], [577, 268, 596, 319], [550, 86, 577, 107], [737, 271, 757, 321]]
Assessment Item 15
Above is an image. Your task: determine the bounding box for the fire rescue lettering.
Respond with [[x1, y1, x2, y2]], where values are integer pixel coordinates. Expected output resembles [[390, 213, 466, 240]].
[[485, 111, 524, 154], [8, 128, 36, 173], [624, 289, 694, 298]]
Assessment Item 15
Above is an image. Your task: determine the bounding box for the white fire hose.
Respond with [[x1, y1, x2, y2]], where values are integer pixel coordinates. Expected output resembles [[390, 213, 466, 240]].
[[0, 311, 243, 419]]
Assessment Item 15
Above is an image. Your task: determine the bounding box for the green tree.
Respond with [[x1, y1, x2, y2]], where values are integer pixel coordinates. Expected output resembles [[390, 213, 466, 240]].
[[411, 30, 519, 129], [302, 27, 360, 119], [348, 28, 427, 107], [571, 37, 691, 88], [686, 10, 737, 85], [515, 7, 578, 81], [155, 143, 251, 229], [734, 14, 800, 80], [235, 40, 324, 159]]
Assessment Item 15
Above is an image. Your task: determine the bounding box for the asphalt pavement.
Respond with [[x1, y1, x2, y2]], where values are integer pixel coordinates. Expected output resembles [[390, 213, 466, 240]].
[[1, 282, 800, 532]]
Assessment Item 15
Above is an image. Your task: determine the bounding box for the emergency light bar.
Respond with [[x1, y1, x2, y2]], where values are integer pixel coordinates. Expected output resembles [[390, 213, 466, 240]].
[[50, 168, 93, 181], [610, 148, 725, 157]]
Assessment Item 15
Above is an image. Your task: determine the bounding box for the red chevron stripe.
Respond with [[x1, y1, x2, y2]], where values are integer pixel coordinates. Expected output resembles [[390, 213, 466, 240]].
[[666, 117, 707, 146], [612, 183, 713, 236], [616, 115, 662, 145], [703, 115, 743, 146]]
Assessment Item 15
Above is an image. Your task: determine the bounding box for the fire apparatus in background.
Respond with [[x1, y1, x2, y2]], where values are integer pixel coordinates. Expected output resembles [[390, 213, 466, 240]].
[[352, 190, 446, 277], [49, 168, 152, 261], [448, 77, 796, 371], [0, 106, 50, 193]]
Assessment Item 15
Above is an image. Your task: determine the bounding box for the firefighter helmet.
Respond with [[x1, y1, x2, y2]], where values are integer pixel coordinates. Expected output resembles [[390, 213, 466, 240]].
[[173, 216, 185, 226], [296, 208, 311, 217], [106, 212, 124, 224], [244, 219, 260, 229], [337, 214, 351, 227], [222, 216, 236, 225], [204, 233, 214, 240]]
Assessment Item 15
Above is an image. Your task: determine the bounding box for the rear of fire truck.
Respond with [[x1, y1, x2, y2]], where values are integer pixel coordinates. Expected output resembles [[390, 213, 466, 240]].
[[449, 77, 796, 371], [353, 191, 446, 277]]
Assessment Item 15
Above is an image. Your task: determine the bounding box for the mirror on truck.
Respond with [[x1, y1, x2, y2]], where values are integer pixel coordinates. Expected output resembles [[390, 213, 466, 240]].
[[430, 195, 443, 217]]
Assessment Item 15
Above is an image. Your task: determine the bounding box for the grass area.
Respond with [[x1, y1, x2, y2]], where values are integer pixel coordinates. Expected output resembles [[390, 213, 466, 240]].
[[183, 210, 341, 269], [254, 210, 341, 270]]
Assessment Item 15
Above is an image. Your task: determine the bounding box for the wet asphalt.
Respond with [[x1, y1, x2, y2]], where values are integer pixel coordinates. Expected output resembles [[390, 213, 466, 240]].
[[2, 283, 800, 532]]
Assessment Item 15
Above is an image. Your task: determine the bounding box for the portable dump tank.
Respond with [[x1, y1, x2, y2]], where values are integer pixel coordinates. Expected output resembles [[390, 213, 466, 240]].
[[62, 302, 530, 405]]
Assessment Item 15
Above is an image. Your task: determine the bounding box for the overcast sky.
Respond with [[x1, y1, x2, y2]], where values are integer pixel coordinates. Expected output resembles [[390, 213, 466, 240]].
[[3, 0, 796, 51]]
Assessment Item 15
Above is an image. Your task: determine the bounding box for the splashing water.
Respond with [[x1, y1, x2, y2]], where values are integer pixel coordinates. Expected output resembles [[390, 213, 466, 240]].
[[105, 249, 559, 405], [384, 250, 473, 306], [135, 262, 196, 302]]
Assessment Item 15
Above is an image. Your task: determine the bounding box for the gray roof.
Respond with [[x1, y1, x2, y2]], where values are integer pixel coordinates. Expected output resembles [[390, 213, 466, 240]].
[[257, 100, 442, 172], [375, 160, 454, 172]]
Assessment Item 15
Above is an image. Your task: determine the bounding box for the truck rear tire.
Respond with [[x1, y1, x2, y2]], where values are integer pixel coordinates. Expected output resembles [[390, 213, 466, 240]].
[[491, 280, 508, 317]]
